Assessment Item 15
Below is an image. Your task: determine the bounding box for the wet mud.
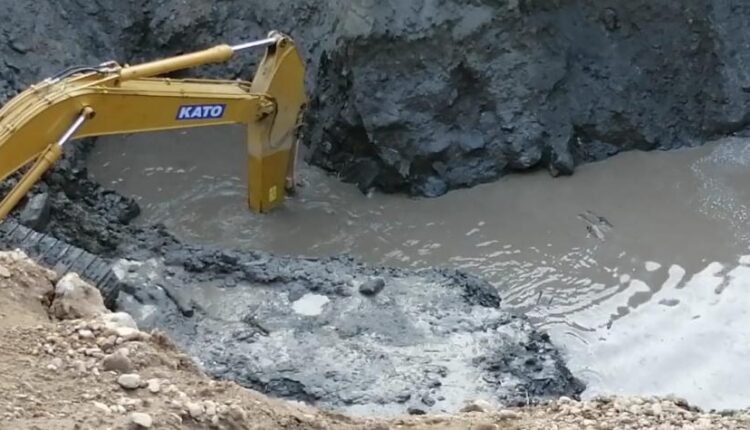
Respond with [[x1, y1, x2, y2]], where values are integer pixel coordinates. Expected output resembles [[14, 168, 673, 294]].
[[0, 140, 584, 415], [89, 128, 750, 411]]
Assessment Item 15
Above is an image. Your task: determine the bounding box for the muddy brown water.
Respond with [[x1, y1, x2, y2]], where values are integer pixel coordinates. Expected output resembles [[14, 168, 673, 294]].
[[89, 126, 750, 410]]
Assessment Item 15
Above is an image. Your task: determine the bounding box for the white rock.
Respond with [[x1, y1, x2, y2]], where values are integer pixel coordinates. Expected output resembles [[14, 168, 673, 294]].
[[204, 400, 217, 417], [0, 264, 10, 278], [147, 379, 161, 394], [50, 273, 107, 320], [187, 402, 204, 420], [92, 401, 110, 414], [118, 397, 142, 407], [114, 326, 148, 342], [78, 329, 94, 340], [117, 373, 141, 390], [101, 312, 138, 330], [129, 412, 152, 428], [614, 398, 631, 412], [168, 412, 183, 424], [48, 357, 63, 371], [164, 384, 178, 394]]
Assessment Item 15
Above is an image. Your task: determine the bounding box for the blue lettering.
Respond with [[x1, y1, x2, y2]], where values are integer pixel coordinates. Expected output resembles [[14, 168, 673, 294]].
[[176, 104, 225, 120]]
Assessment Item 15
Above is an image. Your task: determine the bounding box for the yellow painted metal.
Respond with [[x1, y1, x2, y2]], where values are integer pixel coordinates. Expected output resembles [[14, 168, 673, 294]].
[[118, 45, 234, 81], [247, 36, 307, 212], [0, 32, 306, 221], [0, 144, 61, 221]]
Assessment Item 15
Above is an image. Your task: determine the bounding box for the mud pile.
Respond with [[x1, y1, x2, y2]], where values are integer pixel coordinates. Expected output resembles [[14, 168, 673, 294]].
[[3, 1, 750, 195]]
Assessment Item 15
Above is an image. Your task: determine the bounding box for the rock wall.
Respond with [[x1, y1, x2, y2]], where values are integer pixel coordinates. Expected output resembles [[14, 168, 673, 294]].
[[3, 1, 750, 196], [307, 0, 750, 195]]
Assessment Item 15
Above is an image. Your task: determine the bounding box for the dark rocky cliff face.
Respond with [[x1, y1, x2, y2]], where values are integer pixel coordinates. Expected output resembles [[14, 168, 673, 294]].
[[307, 1, 750, 195], [1, 1, 749, 197]]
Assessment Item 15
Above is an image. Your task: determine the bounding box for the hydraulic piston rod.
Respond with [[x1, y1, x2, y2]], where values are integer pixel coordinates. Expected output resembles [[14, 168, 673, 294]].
[[230, 36, 279, 52], [0, 108, 93, 220]]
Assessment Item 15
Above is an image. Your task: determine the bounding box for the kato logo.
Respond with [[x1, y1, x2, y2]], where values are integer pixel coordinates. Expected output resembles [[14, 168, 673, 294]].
[[176, 104, 225, 120]]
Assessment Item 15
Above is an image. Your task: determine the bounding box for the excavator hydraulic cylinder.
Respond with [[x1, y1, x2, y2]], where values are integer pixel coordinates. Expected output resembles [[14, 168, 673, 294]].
[[118, 45, 235, 81]]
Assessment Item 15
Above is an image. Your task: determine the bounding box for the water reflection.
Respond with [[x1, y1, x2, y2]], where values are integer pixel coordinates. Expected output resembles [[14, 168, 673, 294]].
[[89, 128, 750, 410]]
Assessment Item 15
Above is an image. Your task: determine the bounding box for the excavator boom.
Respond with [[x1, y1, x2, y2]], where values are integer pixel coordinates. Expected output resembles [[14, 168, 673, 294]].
[[0, 31, 306, 221]]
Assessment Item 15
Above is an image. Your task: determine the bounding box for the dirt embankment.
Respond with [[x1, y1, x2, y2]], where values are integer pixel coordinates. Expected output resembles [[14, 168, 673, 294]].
[[2, 250, 750, 430]]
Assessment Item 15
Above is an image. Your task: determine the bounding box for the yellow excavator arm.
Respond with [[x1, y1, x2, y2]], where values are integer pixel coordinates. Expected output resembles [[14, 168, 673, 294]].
[[0, 31, 306, 221]]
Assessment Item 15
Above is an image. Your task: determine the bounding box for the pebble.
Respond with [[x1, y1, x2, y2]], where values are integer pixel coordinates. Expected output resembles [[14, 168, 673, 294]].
[[92, 401, 110, 414], [128, 412, 153, 428], [118, 397, 142, 407], [147, 378, 161, 394], [204, 400, 217, 417], [461, 399, 491, 413], [407, 407, 426, 415], [117, 373, 141, 390], [72, 359, 87, 373], [0, 265, 10, 278], [168, 412, 183, 424], [48, 357, 63, 371], [395, 391, 411, 403], [497, 409, 520, 420], [97, 335, 117, 350], [84, 347, 103, 357], [102, 351, 133, 373], [115, 327, 143, 341], [102, 312, 138, 330], [78, 329, 94, 340], [359, 278, 386, 296], [187, 401, 204, 420]]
